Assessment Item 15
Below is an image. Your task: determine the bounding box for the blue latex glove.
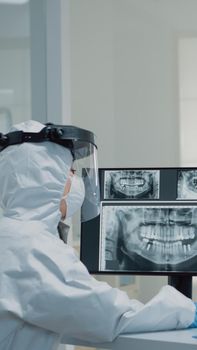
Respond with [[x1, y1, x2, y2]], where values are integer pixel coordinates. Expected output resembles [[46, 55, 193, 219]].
[[188, 302, 197, 328]]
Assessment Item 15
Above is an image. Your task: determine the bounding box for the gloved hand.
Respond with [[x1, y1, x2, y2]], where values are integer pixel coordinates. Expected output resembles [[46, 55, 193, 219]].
[[188, 302, 197, 328]]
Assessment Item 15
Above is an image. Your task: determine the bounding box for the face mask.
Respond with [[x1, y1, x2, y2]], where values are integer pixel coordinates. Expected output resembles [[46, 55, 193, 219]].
[[61, 174, 85, 219]]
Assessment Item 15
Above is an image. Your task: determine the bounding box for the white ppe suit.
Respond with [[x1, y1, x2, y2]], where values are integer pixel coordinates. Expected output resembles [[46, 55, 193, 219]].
[[0, 120, 195, 350]]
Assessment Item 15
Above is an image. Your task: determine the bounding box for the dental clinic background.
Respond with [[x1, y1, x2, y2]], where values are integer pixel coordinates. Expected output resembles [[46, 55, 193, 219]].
[[0, 0, 197, 349]]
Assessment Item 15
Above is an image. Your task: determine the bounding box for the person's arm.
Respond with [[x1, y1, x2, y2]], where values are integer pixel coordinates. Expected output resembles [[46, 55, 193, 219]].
[[21, 235, 195, 343]]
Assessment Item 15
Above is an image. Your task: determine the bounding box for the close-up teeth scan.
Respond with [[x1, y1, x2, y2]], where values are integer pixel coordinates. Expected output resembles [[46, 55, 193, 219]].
[[177, 169, 197, 199], [104, 170, 160, 199], [100, 205, 197, 272]]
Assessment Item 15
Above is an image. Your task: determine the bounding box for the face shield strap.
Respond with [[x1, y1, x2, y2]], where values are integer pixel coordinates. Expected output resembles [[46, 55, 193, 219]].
[[0, 124, 96, 161], [0, 130, 46, 152]]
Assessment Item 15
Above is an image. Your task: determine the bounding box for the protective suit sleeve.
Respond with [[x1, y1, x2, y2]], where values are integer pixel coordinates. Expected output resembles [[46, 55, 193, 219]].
[[19, 234, 195, 343]]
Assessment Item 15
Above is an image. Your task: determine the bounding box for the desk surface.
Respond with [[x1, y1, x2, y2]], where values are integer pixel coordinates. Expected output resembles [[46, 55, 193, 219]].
[[62, 328, 197, 349]]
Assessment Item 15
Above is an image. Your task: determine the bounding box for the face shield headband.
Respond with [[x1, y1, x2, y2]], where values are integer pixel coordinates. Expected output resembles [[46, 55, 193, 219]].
[[0, 123, 100, 222]]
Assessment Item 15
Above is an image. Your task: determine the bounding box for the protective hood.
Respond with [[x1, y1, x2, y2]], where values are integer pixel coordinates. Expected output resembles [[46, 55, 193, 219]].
[[0, 120, 73, 234]]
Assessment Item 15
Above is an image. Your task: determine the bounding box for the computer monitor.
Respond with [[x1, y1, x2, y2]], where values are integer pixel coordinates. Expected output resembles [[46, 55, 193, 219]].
[[80, 168, 197, 297]]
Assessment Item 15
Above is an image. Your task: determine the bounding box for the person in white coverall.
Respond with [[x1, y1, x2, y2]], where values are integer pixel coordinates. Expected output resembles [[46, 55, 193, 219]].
[[0, 120, 196, 350]]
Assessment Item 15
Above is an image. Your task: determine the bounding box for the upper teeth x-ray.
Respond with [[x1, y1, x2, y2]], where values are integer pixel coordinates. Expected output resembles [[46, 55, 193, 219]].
[[100, 204, 197, 272], [104, 170, 159, 199], [177, 170, 197, 200]]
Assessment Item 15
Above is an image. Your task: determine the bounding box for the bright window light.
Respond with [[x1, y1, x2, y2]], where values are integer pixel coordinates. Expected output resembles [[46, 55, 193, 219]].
[[0, 0, 28, 4], [179, 38, 197, 166]]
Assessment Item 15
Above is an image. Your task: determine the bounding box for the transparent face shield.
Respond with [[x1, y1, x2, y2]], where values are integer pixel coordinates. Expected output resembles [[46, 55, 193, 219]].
[[72, 142, 100, 222], [0, 123, 100, 222]]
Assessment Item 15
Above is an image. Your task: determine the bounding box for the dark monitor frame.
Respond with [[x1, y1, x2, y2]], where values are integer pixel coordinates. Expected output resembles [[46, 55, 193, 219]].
[[80, 167, 197, 297]]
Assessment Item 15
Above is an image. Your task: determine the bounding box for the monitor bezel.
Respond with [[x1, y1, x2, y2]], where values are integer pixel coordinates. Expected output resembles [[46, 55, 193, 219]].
[[80, 167, 197, 276]]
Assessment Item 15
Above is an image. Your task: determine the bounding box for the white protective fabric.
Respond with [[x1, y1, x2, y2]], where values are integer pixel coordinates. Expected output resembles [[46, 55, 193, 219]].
[[0, 120, 195, 350]]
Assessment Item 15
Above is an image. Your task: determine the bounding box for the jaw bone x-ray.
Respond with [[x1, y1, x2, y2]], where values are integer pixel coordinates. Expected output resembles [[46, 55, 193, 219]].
[[177, 170, 197, 199], [100, 205, 197, 272], [104, 170, 160, 199]]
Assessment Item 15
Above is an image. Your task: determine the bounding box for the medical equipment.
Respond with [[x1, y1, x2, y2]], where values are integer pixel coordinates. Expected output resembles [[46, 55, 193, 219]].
[[80, 167, 197, 298]]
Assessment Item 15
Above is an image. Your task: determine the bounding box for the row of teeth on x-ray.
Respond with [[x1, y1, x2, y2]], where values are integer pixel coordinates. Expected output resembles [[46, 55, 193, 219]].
[[140, 238, 192, 257], [140, 225, 195, 241], [120, 177, 145, 188]]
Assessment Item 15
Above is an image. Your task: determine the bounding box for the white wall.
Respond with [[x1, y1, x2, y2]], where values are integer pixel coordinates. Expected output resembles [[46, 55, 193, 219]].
[[69, 0, 197, 168], [113, 0, 180, 167], [70, 0, 114, 166], [69, 0, 180, 168], [179, 38, 197, 166]]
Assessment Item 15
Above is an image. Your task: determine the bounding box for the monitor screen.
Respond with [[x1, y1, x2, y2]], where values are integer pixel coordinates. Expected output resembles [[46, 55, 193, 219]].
[[80, 168, 197, 275]]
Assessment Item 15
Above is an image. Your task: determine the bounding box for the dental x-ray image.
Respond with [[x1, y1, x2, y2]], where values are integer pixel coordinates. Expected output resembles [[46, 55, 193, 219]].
[[177, 170, 197, 200], [99, 204, 197, 272], [104, 170, 160, 200]]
